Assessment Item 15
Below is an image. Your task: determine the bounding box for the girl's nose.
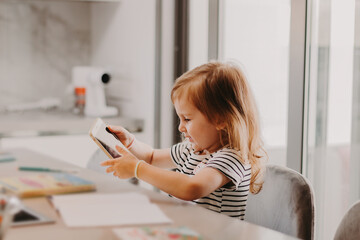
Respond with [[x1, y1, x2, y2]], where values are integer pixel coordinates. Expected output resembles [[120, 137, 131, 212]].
[[178, 121, 186, 133]]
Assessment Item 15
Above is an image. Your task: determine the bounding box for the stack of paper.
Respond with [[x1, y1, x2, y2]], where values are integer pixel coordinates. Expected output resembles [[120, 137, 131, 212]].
[[51, 192, 172, 227]]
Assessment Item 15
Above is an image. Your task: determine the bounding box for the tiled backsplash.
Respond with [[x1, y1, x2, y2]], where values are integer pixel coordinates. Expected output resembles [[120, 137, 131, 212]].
[[0, 1, 91, 110]]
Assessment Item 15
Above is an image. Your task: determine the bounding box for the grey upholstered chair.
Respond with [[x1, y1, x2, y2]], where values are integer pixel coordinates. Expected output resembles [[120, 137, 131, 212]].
[[334, 200, 360, 240], [245, 164, 315, 240]]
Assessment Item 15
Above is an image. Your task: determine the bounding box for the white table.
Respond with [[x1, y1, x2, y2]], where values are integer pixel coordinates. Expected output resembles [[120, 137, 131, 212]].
[[1, 148, 297, 240]]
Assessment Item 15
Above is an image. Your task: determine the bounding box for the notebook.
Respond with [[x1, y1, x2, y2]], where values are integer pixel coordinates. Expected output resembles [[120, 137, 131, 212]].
[[0, 173, 96, 198], [51, 192, 172, 227]]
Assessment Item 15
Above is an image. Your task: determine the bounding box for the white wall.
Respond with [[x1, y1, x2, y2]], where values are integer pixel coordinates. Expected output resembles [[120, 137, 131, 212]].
[[90, 0, 157, 146], [0, 1, 90, 109], [1, 0, 159, 168]]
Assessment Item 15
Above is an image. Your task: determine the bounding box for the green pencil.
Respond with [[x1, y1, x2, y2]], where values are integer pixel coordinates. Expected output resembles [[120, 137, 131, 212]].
[[0, 155, 15, 162], [18, 166, 64, 172]]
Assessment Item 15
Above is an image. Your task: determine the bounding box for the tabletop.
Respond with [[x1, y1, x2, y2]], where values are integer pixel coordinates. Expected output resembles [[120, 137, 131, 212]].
[[0, 148, 297, 240]]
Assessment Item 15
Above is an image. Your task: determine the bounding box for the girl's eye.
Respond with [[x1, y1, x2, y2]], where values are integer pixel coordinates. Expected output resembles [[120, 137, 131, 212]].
[[184, 118, 191, 122]]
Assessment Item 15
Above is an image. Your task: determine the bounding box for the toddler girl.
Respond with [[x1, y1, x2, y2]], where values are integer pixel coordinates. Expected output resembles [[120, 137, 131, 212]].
[[101, 61, 267, 219]]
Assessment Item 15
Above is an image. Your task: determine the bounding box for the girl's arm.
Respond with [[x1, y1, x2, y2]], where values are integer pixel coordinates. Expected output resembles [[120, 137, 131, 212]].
[[127, 138, 175, 169], [108, 125, 175, 168], [137, 161, 230, 200], [101, 146, 230, 201]]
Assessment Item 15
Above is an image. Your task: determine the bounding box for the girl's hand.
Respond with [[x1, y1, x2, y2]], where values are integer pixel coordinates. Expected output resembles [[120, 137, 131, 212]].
[[101, 146, 138, 179], [107, 125, 135, 149]]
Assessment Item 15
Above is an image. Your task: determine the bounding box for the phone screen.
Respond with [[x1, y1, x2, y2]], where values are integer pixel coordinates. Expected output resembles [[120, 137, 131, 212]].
[[96, 138, 121, 158], [13, 210, 39, 222], [11, 207, 55, 226]]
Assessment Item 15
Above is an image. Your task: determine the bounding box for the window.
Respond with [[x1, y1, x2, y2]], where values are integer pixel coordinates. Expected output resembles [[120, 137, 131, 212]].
[[305, 0, 359, 239], [187, 0, 360, 238], [218, 0, 292, 166]]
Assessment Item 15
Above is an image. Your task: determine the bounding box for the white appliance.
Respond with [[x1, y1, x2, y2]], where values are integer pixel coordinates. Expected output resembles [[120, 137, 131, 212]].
[[72, 66, 118, 117]]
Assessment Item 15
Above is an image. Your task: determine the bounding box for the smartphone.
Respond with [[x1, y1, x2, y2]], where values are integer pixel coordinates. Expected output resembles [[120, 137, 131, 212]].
[[12, 206, 55, 227], [89, 118, 128, 159]]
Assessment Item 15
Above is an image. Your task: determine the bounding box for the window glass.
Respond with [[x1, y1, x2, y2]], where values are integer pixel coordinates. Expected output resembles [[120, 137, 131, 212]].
[[219, 0, 291, 166], [305, 0, 359, 239]]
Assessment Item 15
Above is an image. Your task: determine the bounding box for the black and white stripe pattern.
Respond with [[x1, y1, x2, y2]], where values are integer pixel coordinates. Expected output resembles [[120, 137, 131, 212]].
[[171, 141, 251, 220]]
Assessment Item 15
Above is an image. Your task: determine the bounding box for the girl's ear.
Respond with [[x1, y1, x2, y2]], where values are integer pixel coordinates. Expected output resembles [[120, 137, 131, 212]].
[[216, 122, 226, 131]]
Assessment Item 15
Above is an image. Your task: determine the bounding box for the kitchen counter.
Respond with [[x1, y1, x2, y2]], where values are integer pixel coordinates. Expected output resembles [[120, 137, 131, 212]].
[[0, 110, 143, 138]]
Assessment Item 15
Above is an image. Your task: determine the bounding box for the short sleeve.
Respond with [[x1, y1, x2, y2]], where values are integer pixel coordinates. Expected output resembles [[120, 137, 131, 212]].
[[206, 149, 251, 190], [170, 141, 190, 166]]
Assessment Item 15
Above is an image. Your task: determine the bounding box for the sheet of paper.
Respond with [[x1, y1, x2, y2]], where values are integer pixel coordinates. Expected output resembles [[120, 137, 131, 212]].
[[50, 192, 172, 227], [51, 192, 150, 209]]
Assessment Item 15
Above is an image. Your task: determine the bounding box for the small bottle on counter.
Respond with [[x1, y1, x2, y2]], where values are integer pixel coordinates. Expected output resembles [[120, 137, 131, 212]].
[[74, 87, 86, 115]]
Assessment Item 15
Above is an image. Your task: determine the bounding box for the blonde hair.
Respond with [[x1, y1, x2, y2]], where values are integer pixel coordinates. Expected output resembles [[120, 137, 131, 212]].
[[171, 62, 267, 194]]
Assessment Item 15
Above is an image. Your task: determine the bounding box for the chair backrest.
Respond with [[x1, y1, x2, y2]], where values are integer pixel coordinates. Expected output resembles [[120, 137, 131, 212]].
[[245, 164, 315, 240], [334, 200, 360, 240]]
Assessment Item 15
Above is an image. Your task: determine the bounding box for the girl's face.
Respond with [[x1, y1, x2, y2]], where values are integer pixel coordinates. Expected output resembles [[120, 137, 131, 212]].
[[174, 96, 221, 153]]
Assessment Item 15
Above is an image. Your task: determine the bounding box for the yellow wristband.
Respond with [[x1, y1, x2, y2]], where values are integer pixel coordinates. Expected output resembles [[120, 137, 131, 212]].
[[134, 160, 145, 179]]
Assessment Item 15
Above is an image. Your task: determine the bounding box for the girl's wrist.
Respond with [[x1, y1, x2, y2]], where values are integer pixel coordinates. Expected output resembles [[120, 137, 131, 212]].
[[126, 134, 135, 149], [134, 160, 145, 179]]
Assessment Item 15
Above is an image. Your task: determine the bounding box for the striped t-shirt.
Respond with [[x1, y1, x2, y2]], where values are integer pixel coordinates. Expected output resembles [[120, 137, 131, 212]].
[[170, 141, 251, 220]]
